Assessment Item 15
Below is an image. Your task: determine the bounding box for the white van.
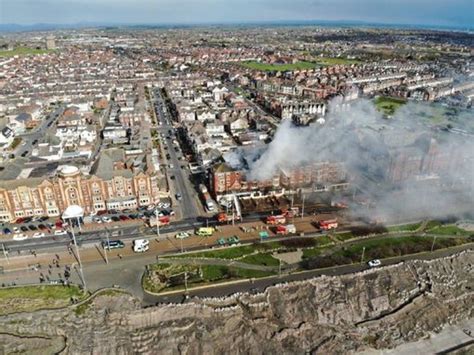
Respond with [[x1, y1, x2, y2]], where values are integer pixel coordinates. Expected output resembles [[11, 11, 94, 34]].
[[133, 239, 150, 253]]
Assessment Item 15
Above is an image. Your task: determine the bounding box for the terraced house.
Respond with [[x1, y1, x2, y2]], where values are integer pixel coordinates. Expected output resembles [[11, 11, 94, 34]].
[[0, 148, 161, 222]]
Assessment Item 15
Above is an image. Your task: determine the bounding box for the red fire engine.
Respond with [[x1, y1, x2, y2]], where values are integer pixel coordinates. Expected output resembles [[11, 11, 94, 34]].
[[266, 215, 286, 225], [319, 219, 338, 230]]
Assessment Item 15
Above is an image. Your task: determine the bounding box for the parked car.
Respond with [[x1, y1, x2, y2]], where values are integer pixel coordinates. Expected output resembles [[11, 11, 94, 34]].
[[101, 216, 112, 223], [54, 230, 68, 236], [175, 232, 190, 239], [175, 193, 182, 201], [32, 232, 46, 238], [119, 215, 129, 221], [28, 225, 38, 231], [101, 240, 125, 250], [38, 224, 48, 230], [13, 233, 28, 241], [111, 216, 120, 222], [93, 217, 102, 224], [3, 228, 12, 235], [20, 226, 29, 232], [368, 259, 382, 268]]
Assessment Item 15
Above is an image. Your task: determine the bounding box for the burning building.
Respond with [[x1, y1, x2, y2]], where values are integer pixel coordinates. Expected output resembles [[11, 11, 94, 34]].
[[210, 160, 348, 200]]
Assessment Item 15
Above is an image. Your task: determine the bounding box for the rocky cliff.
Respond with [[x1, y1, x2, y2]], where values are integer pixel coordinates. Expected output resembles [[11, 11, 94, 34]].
[[0, 251, 472, 354]]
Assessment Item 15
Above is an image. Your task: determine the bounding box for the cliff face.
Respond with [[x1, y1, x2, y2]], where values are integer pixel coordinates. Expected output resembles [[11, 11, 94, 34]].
[[0, 251, 472, 354]]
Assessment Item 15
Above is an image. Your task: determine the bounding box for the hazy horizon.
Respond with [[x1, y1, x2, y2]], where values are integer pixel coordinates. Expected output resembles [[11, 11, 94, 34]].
[[1, 0, 472, 29]]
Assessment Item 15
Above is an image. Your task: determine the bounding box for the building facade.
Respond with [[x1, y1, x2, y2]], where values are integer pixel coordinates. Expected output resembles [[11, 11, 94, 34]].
[[0, 165, 160, 222]]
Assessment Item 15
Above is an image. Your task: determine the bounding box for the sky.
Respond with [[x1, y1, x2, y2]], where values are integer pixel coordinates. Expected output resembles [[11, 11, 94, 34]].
[[1, 0, 473, 28]]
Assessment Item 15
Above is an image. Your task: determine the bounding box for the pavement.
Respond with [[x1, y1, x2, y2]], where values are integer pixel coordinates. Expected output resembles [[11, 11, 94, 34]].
[[360, 318, 474, 354]]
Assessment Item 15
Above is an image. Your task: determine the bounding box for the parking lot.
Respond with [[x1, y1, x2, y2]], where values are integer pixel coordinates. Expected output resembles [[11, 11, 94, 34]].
[[0, 201, 175, 242]]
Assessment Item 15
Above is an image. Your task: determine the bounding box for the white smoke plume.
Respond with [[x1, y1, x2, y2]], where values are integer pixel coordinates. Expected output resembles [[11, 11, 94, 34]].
[[235, 98, 474, 221]]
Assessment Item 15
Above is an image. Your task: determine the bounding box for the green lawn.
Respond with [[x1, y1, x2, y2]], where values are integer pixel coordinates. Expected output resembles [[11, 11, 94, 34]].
[[427, 225, 471, 236], [374, 96, 407, 116], [314, 57, 361, 66], [240, 252, 280, 267], [334, 232, 355, 242], [302, 235, 471, 270], [168, 244, 271, 260], [337, 235, 467, 261], [240, 61, 319, 72], [313, 235, 333, 246], [387, 222, 422, 232], [302, 247, 322, 259], [0, 47, 54, 57], [143, 263, 275, 293], [0, 285, 85, 315]]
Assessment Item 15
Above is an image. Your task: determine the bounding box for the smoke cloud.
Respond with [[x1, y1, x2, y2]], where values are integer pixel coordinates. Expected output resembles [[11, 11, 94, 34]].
[[229, 99, 474, 221]]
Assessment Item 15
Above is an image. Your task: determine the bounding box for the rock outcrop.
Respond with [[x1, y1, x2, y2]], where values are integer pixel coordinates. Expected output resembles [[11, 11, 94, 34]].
[[0, 251, 472, 354]]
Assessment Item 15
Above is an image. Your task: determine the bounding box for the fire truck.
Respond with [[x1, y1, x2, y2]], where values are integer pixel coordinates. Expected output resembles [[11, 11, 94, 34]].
[[318, 219, 338, 230], [266, 215, 286, 225], [281, 207, 299, 218], [149, 216, 170, 227], [216, 212, 241, 224], [276, 224, 296, 235]]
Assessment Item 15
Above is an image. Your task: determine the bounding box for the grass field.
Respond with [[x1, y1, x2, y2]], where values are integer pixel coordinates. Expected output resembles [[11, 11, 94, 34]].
[[0, 47, 54, 57], [334, 232, 355, 242], [314, 57, 361, 66], [143, 263, 275, 293], [427, 225, 471, 236], [240, 252, 280, 266], [302, 235, 471, 270], [387, 222, 422, 232], [169, 244, 265, 260], [374, 96, 407, 116], [0, 285, 84, 315], [240, 61, 319, 72]]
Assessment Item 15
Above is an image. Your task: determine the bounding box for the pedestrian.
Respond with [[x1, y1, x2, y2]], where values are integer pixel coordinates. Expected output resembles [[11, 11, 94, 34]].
[[118, 253, 122, 259], [56, 254, 60, 260]]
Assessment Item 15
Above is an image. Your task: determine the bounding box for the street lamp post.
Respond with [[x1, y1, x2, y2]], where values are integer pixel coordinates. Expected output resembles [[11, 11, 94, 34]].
[[431, 236, 437, 252], [301, 193, 305, 220], [103, 227, 111, 264], [155, 209, 160, 238], [2, 243, 9, 264], [361, 246, 366, 264], [63, 205, 87, 292]]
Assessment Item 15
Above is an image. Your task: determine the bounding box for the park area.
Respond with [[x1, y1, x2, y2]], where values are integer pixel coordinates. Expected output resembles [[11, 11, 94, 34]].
[[143, 221, 473, 294], [374, 96, 407, 116], [0, 285, 85, 315], [240, 61, 319, 72], [240, 57, 360, 72], [0, 47, 54, 57]]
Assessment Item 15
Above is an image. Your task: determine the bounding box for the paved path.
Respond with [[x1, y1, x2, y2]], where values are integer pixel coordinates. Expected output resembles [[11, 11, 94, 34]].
[[360, 318, 474, 355], [158, 257, 277, 272]]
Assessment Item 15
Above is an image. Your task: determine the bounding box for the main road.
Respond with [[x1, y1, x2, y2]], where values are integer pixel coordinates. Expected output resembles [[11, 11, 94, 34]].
[[152, 88, 201, 219], [14, 104, 66, 159]]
